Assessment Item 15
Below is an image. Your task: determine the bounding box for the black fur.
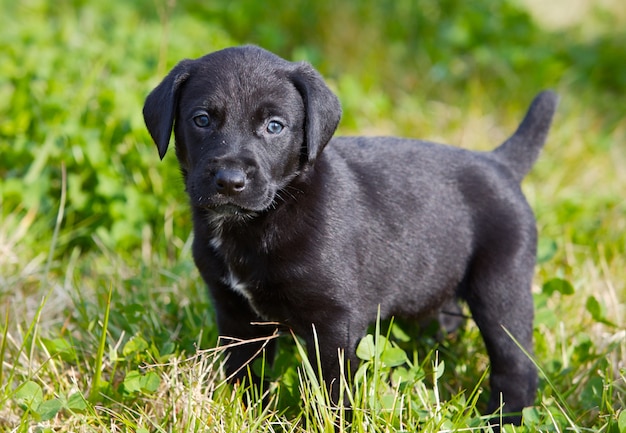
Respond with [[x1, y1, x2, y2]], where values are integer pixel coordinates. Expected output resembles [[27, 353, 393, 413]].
[[143, 45, 558, 427]]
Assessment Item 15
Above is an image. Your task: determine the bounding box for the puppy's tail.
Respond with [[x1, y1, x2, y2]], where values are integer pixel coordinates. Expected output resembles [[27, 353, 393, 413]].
[[492, 90, 558, 183]]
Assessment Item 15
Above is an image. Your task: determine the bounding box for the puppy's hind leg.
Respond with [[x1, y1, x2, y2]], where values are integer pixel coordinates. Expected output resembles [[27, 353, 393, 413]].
[[462, 249, 537, 427]]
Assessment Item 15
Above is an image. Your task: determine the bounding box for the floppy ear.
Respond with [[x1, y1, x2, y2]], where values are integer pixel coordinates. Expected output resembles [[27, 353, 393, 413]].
[[289, 62, 342, 165], [143, 60, 193, 160]]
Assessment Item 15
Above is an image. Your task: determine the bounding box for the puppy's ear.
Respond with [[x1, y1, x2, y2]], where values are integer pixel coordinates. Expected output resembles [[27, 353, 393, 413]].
[[143, 60, 193, 160], [290, 63, 342, 165]]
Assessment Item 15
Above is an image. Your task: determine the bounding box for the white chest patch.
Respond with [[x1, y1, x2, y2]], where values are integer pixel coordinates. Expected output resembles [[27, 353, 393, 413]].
[[209, 236, 264, 318], [223, 266, 249, 299], [209, 236, 223, 251], [223, 266, 265, 318]]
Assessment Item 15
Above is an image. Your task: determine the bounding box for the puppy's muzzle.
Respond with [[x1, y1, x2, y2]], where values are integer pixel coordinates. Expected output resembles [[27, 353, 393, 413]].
[[215, 168, 247, 196], [188, 159, 272, 217]]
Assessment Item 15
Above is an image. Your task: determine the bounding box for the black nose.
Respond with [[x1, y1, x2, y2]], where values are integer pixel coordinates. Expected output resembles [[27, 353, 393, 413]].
[[214, 169, 247, 195]]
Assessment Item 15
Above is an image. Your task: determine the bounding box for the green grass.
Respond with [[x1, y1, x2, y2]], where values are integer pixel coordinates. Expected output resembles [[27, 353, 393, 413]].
[[1, 0, 625, 431]]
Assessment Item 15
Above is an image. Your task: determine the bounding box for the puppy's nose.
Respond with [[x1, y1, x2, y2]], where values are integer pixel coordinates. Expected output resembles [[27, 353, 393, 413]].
[[214, 169, 247, 195]]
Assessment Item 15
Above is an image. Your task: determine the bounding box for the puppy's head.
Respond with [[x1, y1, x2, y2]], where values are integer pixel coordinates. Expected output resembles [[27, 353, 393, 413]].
[[143, 46, 341, 220]]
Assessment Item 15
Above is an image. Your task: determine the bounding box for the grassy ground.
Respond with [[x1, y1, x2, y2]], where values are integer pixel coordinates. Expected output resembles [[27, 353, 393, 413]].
[[1, 0, 625, 432]]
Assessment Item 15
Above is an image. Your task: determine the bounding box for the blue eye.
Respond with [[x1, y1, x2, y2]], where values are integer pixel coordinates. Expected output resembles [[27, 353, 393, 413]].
[[193, 114, 210, 127], [266, 120, 284, 134]]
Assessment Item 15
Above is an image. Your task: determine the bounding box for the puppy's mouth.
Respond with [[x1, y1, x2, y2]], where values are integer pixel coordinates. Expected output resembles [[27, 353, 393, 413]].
[[194, 203, 257, 226], [209, 204, 255, 217], [188, 175, 290, 224], [192, 194, 273, 223]]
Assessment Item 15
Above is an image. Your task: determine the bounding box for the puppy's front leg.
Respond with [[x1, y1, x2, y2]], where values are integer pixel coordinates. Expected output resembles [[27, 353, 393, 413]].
[[302, 317, 366, 406], [211, 286, 278, 387]]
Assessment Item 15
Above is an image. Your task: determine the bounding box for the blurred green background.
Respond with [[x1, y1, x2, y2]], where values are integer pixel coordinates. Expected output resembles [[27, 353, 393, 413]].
[[1, 0, 624, 258]]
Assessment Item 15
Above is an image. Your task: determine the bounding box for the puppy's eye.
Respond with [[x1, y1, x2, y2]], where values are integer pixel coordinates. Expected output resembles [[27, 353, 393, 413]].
[[266, 120, 284, 135], [193, 114, 210, 128]]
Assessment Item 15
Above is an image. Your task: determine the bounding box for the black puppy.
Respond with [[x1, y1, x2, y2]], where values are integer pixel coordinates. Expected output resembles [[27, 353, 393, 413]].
[[143, 45, 557, 426]]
